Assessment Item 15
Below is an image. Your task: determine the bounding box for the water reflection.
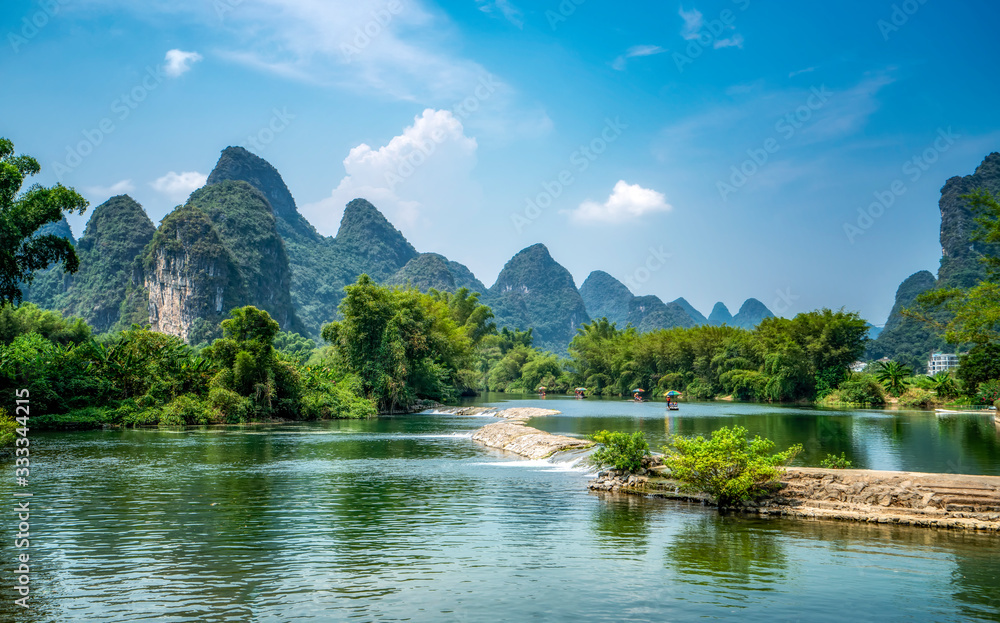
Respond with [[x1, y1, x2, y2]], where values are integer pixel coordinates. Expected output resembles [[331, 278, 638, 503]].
[[665, 515, 788, 591], [590, 493, 657, 555]]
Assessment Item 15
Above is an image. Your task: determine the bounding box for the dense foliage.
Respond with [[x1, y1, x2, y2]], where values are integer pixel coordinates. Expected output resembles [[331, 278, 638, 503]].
[[0, 137, 88, 305], [589, 430, 650, 472], [565, 309, 868, 402], [662, 426, 802, 506], [321, 276, 484, 411]]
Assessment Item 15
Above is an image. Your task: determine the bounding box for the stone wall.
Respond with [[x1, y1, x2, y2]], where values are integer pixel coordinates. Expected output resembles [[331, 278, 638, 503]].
[[589, 466, 1000, 532]]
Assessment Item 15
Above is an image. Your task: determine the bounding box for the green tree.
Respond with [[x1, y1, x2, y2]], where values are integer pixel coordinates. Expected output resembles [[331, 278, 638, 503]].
[[873, 360, 912, 397], [589, 430, 650, 472], [0, 138, 88, 304], [928, 371, 960, 399], [322, 276, 473, 410], [662, 425, 802, 506], [957, 343, 1000, 394]]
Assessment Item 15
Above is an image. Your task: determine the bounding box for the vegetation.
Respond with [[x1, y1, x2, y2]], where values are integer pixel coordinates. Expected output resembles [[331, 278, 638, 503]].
[[662, 426, 802, 506], [0, 137, 88, 305], [565, 308, 868, 402], [820, 452, 853, 469], [821, 373, 886, 407], [588, 430, 650, 473], [873, 360, 912, 397]]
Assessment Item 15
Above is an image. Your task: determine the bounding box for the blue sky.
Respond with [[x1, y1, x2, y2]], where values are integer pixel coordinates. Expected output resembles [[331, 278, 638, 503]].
[[2, 0, 999, 325]]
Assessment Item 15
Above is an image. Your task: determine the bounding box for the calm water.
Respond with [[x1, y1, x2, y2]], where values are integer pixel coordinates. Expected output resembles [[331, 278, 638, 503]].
[[0, 398, 997, 622]]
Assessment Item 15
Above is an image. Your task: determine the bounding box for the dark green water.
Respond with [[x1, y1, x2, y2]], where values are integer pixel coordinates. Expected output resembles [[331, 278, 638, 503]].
[[0, 398, 997, 621]]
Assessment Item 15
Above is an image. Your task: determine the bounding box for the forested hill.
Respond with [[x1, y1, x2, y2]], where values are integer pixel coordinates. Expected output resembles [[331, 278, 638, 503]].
[[25, 147, 780, 351], [869, 152, 1000, 371]]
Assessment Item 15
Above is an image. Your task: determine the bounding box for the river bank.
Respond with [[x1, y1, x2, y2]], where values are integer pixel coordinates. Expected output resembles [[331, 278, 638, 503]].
[[440, 405, 1000, 532]]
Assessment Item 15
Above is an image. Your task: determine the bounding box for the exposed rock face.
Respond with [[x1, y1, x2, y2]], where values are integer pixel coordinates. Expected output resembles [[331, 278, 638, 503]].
[[938, 151, 1000, 287], [707, 302, 733, 326], [186, 180, 305, 334], [143, 206, 244, 343], [485, 243, 591, 353], [731, 298, 774, 329], [206, 146, 336, 336], [871, 152, 1000, 368]]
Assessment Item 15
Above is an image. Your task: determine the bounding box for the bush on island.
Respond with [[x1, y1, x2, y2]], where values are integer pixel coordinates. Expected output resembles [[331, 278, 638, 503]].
[[662, 425, 801, 507], [589, 430, 650, 473]]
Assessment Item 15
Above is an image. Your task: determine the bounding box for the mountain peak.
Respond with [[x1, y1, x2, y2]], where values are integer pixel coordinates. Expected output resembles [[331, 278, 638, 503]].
[[206, 146, 317, 238], [579, 270, 632, 326], [671, 297, 707, 325], [732, 298, 774, 329], [707, 302, 733, 326], [333, 198, 419, 280]]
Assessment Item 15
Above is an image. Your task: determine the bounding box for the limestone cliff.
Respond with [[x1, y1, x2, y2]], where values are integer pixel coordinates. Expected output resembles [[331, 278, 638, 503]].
[[143, 206, 244, 344]]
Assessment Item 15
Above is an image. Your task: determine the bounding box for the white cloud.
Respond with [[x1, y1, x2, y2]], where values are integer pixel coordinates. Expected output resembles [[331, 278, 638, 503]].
[[567, 181, 672, 224], [303, 109, 479, 231], [789, 66, 817, 78], [163, 49, 203, 78], [151, 171, 208, 202], [678, 6, 703, 40], [476, 0, 523, 28], [85, 179, 135, 199], [714, 34, 744, 49], [612, 45, 666, 71]]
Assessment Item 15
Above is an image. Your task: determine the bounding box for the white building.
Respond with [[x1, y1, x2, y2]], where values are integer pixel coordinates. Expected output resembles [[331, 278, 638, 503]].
[[849, 361, 867, 373], [927, 352, 959, 375]]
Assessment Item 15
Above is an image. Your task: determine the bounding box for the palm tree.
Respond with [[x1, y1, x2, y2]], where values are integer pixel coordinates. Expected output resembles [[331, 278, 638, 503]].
[[929, 371, 960, 399], [874, 360, 912, 397]]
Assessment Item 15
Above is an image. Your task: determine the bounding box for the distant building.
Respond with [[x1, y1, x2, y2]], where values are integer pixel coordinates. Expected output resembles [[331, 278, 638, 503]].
[[927, 352, 959, 375], [850, 361, 868, 373]]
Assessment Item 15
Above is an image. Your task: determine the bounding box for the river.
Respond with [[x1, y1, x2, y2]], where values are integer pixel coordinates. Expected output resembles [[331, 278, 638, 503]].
[[1, 396, 997, 621]]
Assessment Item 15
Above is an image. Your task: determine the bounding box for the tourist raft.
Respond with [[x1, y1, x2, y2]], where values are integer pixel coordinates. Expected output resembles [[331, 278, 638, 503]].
[[438, 407, 1000, 533]]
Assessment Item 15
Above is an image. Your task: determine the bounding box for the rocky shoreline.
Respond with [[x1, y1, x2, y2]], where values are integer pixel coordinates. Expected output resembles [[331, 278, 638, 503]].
[[435, 406, 593, 459], [589, 464, 1000, 532]]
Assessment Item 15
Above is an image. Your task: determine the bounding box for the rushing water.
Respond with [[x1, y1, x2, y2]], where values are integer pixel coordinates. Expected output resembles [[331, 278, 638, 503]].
[[0, 398, 997, 622]]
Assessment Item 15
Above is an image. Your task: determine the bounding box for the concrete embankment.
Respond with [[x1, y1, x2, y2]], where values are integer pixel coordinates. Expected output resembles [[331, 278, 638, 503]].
[[590, 465, 1000, 532], [435, 407, 592, 459]]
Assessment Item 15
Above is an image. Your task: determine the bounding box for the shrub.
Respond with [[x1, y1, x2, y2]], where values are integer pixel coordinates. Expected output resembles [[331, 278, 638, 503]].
[[661, 425, 802, 506], [159, 394, 212, 426], [898, 387, 935, 409], [820, 452, 853, 469], [0, 408, 16, 452], [589, 430, 650, 473], [833, 374, 886, 406]]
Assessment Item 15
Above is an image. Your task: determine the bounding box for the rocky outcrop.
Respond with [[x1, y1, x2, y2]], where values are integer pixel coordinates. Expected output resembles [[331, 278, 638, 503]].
[[143, 206, 244, 343], [589, 466, 1000, 532], [441, 406, 592, 459]]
